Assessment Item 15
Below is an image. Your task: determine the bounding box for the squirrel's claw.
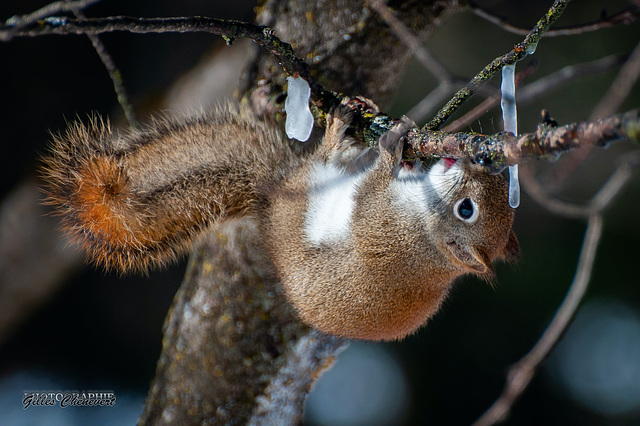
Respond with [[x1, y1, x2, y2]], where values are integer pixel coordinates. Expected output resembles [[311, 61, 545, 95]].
[[379, 116, 415, 161]]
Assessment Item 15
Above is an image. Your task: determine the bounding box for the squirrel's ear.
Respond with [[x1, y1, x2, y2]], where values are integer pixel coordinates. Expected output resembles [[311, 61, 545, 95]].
[[445, 242, 492, 275], [503, 230, 520, 262]]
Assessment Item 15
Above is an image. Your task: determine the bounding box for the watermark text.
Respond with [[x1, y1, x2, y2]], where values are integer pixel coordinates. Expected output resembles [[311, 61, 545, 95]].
[[23, 391, 116, 409]]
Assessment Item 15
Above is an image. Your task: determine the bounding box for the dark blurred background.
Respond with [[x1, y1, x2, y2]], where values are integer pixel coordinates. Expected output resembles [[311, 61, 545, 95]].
[[1, 1, 639, 425]]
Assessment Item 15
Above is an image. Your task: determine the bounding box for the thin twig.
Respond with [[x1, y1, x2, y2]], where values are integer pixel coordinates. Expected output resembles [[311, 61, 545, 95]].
[[408, 77, 500, 124], [470, 2, 640, 37], [545, 40, 640, 187], [425, 0, 571, 131], [473, 214, 603, 426], [63, 1, 138, 127], [0, 16, 340, 114], [3, 6, 636, 167], [591, 40, 640, 120], [0, 12, 393, 144], [407, 83, 457, 123], [3, 0, 101, 39], [589, 155, 640, 212], [367, 0, 454, 83], [520, 152, 640, 218], [442, 60, 538, 132], [368, 0, 466, 123]]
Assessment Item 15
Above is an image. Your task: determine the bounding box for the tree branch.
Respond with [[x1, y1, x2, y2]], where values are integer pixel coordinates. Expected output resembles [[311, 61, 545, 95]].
[[248, 330, 349, 424], [0, 0, 572, 148], [405, 109, 639, 171], [7, 1, 632, 168], [2, 0, 101, 37]]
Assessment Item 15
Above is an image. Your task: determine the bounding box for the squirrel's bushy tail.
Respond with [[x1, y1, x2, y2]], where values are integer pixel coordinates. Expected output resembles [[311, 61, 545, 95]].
[[42, 106, 297, 273]]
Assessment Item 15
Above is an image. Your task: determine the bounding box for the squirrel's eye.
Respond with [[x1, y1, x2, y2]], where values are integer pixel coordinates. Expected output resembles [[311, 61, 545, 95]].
[[454, 198, 479, 223]]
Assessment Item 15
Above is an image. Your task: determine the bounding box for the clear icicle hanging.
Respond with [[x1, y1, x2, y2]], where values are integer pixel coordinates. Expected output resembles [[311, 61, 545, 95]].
[[285, 76, 314, 142], [500, 64, 520, 208]]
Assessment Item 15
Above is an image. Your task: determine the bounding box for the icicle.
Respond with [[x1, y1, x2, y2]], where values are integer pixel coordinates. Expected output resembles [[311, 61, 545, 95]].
[[508, 164, 520, 208], [501, 64, 520, 208], [501, 65, 517, 136], [285, 76, 314, 142]]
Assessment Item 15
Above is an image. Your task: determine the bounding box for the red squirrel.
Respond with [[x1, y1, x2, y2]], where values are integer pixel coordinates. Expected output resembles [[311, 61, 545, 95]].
[[42, 101, 518, 340]]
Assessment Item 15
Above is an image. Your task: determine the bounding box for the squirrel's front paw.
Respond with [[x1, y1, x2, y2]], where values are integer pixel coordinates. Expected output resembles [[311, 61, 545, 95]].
[[326, 95, 380, 136], [379, 117, 415, 161], [322, 105, 354, 159], [341, 95, 379, 115]]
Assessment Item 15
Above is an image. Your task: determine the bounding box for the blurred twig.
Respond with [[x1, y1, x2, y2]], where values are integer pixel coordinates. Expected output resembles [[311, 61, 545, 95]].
[[474, 151, 640, 425], [521, 152, 640, 218], [470, 2, 640, 37], [591, 40, 640, 120], [367, 0, 453, 82], [473, 214, 603, 426], [368, 0, 465, 121], [544, 39, 640, 187], [0, 180, 82, 344]]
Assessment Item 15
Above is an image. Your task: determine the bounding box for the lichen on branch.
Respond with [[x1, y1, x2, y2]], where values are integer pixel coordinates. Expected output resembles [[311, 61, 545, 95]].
[[404, 110, 640, 171]]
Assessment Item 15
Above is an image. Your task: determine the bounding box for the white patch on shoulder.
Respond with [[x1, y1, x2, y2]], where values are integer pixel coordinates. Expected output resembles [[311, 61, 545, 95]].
[[304, 163, 364, 245]]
